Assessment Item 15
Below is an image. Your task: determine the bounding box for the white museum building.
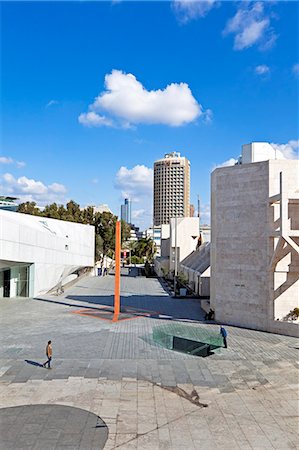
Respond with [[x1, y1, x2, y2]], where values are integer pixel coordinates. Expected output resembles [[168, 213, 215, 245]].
[[0, 210, 95, 298]]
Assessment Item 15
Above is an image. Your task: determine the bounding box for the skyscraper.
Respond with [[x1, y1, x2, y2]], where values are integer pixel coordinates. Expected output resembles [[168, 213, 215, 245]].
[[153, 152, 190, 226], [120, 198, 131, 224]]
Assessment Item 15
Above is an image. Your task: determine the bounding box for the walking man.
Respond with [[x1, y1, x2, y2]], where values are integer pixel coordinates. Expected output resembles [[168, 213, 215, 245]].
[[220, 326, 228, 348], [43, 340, 52, 369]]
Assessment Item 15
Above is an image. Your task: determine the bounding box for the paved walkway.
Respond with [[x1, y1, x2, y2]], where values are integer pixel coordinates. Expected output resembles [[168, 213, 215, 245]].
[[0, 270, 298, 449]]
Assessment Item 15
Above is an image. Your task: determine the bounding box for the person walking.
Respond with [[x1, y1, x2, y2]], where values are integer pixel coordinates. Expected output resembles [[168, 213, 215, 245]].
[[43, 340, 52, 369], [220, 326, 228, 348]]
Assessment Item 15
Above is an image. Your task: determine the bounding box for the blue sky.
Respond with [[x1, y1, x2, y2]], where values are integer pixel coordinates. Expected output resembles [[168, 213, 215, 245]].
[[1, 1, 298, 228]]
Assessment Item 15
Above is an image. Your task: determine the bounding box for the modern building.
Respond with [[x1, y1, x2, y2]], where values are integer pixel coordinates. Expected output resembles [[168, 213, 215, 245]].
[[154, 217, 200, 277], [0, 196, 18, 212], [143, 225, 166, 257], [0, 210, 95, 298], [121, 198, 131, 224], [210, 142, 299, 337], [128, 224, 142, 242], [153, 152, 190, 226]]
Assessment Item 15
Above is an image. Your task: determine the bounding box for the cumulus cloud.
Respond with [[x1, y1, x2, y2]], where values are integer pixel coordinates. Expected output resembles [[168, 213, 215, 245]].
[[0, 173, 67, 206], [270, 140, 299, 160], [255, 64, 270, 75], [115, 164, 153, 228], [223, 2, 277, 51], [115, 164, 153, 200], [172, 0, 218, 24], [215, 158, 238, 168], [78, 111, 113, 127], [79, 70, 205, 128]]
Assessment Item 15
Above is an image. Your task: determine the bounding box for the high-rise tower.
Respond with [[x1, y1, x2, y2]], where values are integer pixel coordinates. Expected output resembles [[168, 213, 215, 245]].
[[153, 152, 190, 226], [120, 198, 131, 224]]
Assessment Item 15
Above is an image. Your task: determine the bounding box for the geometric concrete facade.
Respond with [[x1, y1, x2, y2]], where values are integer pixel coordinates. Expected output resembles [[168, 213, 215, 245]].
[[0, 210, 95, 298], [211, 159, 299, 337]]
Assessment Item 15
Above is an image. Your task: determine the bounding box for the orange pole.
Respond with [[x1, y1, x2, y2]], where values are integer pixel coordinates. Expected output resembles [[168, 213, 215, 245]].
[[113, 220, 121, 322]]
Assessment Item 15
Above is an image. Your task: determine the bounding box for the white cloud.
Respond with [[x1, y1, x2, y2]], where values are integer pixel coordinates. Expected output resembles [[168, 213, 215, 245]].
[[0, 156, 26, 168], [115, 165, 153, 228], [216, 158, 238, 168], [223, 2, 277, 51], [292, 63, 299, 76], [199, 203, 210, 225], [172, 0, 218, 24], [270, 140, 299, 160], [132, 209, 146, 220], [78, 111, 113, 127], [91, 178, 99, 184], [46, 100, 59, 108], [0, 156, 13, 164], [0, 173, 67, 206], [115, 164, 153, 201], [255, 64, 270, 75], [79, 70, 205, 128]]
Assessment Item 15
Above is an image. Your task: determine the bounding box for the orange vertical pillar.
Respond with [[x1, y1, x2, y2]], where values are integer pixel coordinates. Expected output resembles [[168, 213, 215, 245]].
[[113, 220, 121, 322]]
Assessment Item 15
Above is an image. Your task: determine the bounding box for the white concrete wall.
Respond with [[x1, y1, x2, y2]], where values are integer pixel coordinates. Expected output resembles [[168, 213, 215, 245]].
[[0, 210, 95, 296], [211, 159, 299, 337], [169, 217, 199, 272]]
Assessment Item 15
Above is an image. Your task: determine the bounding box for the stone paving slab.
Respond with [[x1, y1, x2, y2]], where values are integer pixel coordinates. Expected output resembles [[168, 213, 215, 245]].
[[0, 270, 298, 449]]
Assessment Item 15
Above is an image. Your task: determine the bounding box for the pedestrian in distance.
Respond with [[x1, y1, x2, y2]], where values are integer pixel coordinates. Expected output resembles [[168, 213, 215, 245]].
[[220, 326, 228, 348], [43, 340, 53, 369]]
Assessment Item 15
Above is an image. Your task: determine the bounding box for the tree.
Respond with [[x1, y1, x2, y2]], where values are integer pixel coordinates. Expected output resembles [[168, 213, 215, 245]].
[[120, 220, 131, 243], [65, 200, 81, 222], [17, 202, 41, 216], [94, 212, 117, 264], [43, 203, 60, 220], [133, 237, 156, 262]]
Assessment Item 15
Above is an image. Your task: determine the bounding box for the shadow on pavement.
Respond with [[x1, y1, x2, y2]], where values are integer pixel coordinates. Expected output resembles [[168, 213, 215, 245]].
[[34, 292, 205, 323], [25, 359, 44, 368]]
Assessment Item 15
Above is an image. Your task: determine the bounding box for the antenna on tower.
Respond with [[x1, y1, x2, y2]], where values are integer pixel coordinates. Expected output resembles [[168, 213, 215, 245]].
[[197, 195, 200, 226]]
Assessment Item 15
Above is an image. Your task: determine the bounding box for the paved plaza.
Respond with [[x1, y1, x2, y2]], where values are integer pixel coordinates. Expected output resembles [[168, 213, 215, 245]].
[[0, 269, 298, 449]]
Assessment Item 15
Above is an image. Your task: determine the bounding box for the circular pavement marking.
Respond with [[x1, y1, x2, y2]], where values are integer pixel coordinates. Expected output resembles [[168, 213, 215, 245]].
[[0, 404, 108, 450]]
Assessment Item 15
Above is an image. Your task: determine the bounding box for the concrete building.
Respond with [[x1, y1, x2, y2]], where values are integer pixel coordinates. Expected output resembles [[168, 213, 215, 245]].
[[180, 242, 210, 297], [153, 152, 190, 226], [211, 143, 299, 336], [0, 210, 95, 298], [120, 198, 131, 224], [154, 218, 199, 277]]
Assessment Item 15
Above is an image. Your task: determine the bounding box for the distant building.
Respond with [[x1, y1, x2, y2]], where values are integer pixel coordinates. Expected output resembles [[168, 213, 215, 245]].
[[128, 224, 142, 242], [153, 152, 190, 226], [121, 198, 131, 224], [189, 204, 195, 217], [0, 210, 94, 297], [154, 217, 200, 277], [0, 196, 18, 212], [82, 204, 112, 214], [211, 142, 299, 337]]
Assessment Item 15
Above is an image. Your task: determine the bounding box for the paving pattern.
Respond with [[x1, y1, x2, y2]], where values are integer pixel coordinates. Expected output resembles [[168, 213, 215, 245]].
[[0, 269, 298, 449], [0, 404, 108, 450]]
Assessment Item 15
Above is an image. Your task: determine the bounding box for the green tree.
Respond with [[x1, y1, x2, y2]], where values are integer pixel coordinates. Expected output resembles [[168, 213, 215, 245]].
[[43, 203, 60, 219], [81, 206, 95, 225], [65, 200, 82, 222], [17, 202, 41, 216], [133, 237, 156, 262]]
